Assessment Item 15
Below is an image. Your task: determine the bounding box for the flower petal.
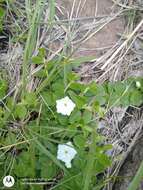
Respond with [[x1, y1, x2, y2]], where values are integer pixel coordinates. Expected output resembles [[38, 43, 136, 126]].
[[56, 96, 76, 116], [57, 142, 77, 168]]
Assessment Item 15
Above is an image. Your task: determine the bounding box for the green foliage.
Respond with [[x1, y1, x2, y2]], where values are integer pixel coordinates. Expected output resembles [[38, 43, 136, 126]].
[[130, 90, 143, 106], [0, 6, 5, 32], [14, 151, 35, 177], [0, 47, 143, 189], [14, 103, 27, 119], [32, 48, 46, 65], [22, 92, 37, 108], [0, 79, 7, 99]]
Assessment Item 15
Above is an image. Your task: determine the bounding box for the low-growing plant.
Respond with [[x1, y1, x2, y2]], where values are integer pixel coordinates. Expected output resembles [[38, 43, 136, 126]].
[[0, 0, 6, 32], [0, 47, 143, 189]]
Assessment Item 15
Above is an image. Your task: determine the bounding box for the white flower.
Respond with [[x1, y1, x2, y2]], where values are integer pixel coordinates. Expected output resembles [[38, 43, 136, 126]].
[[136, 81, 141, 88], [56, 96, 76, 116], [57, 142, 77, 168]]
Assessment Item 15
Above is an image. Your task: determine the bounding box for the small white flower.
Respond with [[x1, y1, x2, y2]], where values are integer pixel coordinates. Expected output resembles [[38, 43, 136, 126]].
[[136, 81, 141, 88], [56, 96, 76, 116], [57, 142, 77, 168]]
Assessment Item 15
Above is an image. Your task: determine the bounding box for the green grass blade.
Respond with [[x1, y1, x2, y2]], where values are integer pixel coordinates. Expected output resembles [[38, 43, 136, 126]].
[[22, 0, 46, 94], [70, 56, 96, 68], [49, 0, 55, 25], [127, 160, 143, 190], [25, 0, 31, 25]]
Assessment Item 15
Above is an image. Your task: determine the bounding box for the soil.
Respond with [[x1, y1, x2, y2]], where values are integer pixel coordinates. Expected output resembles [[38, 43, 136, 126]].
[[58, 0, 124, 58]]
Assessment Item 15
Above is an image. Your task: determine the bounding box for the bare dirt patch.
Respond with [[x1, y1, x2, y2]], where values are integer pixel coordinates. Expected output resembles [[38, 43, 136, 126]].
[[57, 0, 124, 58]]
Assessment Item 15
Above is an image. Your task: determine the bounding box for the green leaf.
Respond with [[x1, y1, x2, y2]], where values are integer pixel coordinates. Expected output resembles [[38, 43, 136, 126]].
[[0, 79, 7, 99], [69, 109, 81, 124], [0, 7, 5, 18], [114, 82, 126, 95], [70, 82, 86, 92], [82, 110, 92, 124], [39, 47, 46, 57], [14, 151, 35, 177], [96, 96, 106, 106], [4, 132, 17, 145], [74, 135, 85, 148], [97, 153, 112, 168], [130, 91, 143, 106], [96, 85, 106, 96], [39, 155, 57, 179], [32, 55, 44, 64], [68, 91, 86, 108], [14, 104, 27, 119], [94, 161, 106, 174], [58, 114, 68, 125], [85, 82, 97, 97], [0, 107, 4, 127], [32, 48, 46, 64], [6, 97, 13, 110], [33, 69, 47, 78], [94, 154, 111, 175], [89, 84, 106, 105], [67, 72, 80, 82], [93, 103, 105, 118], [41, 91, 54, 106], [96, 144, 113, 152], [52, 80, 64, 97], [23, 92, 37, 107], [120, 92, 130, 106], [107, 93, 119, 107]]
